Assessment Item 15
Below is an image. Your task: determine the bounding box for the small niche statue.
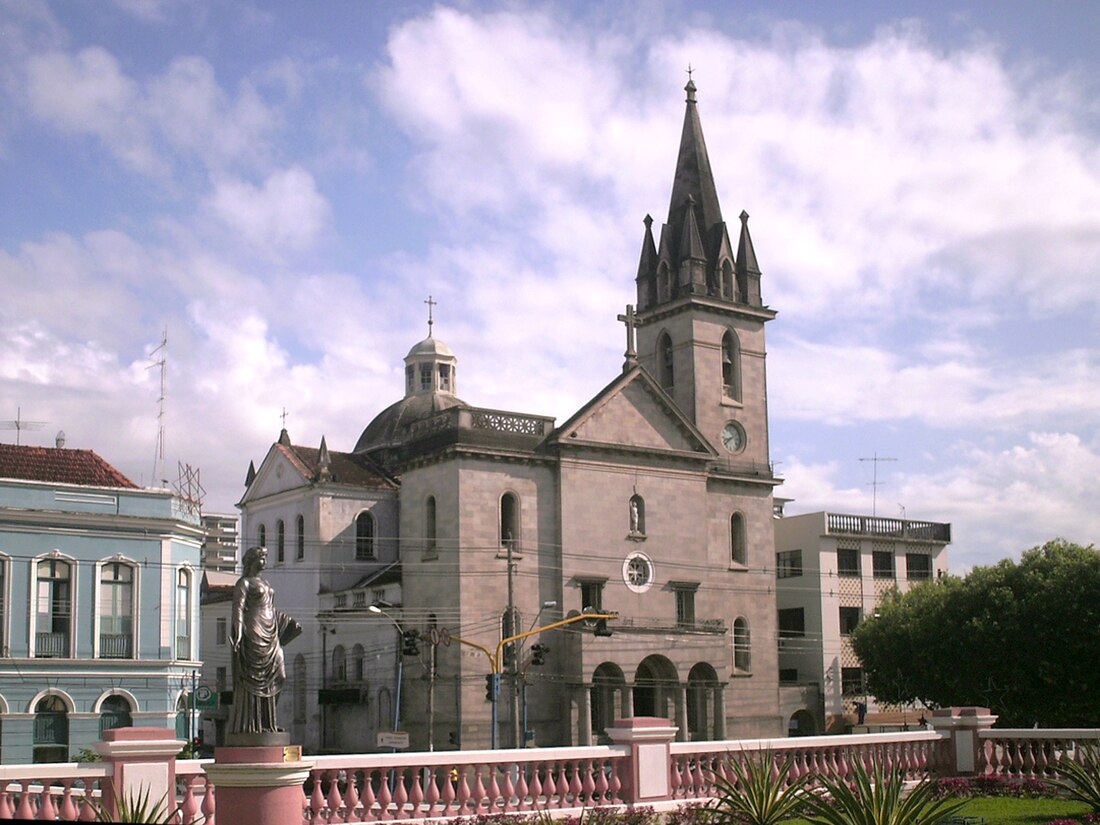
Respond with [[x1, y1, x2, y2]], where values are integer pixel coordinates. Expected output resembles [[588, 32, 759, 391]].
[[228, 545, 302, 736]]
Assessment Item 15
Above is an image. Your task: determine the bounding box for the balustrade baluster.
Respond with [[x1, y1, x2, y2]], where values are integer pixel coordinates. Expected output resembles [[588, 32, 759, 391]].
[[455, 766, 472, 815], [423, 766, 439, 817], [375, 770, 393, 821], [342, 770, 361, 823], [359, 770, 377, 822], [515, 763, 530, 811], [0, 786, 10, 819], [528, 762, 544, 808], [327, 770, 345, 823], [309, 770, 327, 825], [579, 759, 595, 806], [608, 757, 622, 803], [391, 767, 409, 819], [201, 780, 216, 825], [567, 759, 583, 806], [179, 775, 200, 824], [439, 765, 455, 817], [14, 782, 35, 821], [499, 764, 515, 812], [592, 758, 608, 805], [554, 760, 570, 807], [471, 764, 488, 815], [669, 754, 684, 798], [77, 787, 97, 822], [38, 782, 58, 821], [55, 779, 77, 821]]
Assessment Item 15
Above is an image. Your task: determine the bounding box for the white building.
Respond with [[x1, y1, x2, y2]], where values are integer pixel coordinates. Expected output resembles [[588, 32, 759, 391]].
[[775, 511, 950, 734]]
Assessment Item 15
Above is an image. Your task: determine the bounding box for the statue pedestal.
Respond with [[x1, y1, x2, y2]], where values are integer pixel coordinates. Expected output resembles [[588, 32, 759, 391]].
[[204, 744, 313, 825]]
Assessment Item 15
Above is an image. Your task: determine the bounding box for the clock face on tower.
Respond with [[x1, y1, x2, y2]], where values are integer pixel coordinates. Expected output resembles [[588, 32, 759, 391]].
[[721, 421, 745, 453]]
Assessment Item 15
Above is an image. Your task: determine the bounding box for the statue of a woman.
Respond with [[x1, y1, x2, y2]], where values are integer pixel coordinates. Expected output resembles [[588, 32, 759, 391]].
[[228, 545, 301, 735]]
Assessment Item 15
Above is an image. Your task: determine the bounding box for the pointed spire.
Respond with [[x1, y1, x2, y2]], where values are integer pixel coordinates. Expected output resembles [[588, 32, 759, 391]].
[[278, 428, 291, 446], [635, 214, 658, 310], [317, 435, 331, 481], [666, 79, 723, 251], [678, 195, 706, 263], [245, 460, 256, 487], [736, 210, 760, 275]]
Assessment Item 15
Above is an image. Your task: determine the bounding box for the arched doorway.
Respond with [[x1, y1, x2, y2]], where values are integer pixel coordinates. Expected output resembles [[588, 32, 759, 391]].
[[633, 655, 679, 721], [99, 695, 133, 736], [788, 709, 817, 737], [686, 663, 720, 740], [590, 662, 625, 742], [33, 695, 69, 763]]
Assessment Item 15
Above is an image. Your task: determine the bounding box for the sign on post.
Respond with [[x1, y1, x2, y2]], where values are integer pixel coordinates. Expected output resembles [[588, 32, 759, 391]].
[[377, 731, 410, 749], [194, 685, 217, 710]]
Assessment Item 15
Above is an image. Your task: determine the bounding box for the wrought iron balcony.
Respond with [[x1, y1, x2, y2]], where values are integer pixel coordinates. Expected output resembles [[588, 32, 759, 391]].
[[35, 632, 69, 658], [100, 633, 133, 659]]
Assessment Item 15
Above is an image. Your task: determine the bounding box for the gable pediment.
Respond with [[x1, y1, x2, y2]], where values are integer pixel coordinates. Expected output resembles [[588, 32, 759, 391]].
[[550, 368, 715, 457], [239, 445, 313, 504]]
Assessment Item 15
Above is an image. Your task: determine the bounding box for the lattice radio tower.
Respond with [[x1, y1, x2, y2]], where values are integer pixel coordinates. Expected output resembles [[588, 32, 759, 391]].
[[148, 327, 168, 486]]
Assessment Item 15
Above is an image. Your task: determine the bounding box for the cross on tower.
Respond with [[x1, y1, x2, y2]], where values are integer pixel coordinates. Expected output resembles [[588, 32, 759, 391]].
[[616, 304, 639, 372], [425, 295, 437, 334], [280, 408, 289, 428], [686, 63, 694, 81]]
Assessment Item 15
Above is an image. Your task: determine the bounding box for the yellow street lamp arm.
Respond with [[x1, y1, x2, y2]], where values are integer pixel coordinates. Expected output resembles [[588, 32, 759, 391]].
[[495, 612, 618, 671]]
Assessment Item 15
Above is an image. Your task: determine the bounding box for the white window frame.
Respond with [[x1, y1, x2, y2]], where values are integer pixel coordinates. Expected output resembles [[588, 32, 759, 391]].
[[29, 551, 78, 659], [93, 555, 140, 659], [176, 566, 195, 661]]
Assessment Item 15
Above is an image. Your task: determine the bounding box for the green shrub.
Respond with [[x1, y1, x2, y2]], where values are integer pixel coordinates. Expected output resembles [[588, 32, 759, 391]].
[[1050, 744, 1100, 813], [804, 760, 968, 825], [704, 751, 811, 825]]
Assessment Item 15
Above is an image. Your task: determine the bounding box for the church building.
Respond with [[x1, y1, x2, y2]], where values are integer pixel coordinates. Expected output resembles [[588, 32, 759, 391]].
[[238, 80, 784, 751]]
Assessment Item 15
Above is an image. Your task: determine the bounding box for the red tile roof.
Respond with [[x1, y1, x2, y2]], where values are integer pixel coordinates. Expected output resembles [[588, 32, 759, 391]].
[[0, 443, 138, 488]]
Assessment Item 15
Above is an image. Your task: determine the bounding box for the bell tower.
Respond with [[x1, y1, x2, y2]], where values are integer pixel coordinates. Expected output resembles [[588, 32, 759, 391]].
[[634, 80, 777, 473]]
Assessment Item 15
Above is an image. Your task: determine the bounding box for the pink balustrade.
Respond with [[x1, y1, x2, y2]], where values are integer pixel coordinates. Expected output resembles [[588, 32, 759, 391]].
[[301, 746, 625, 822], [668, 731, 947, 799], [0, 763, 109, 821], [978, 730, 1100, 779]]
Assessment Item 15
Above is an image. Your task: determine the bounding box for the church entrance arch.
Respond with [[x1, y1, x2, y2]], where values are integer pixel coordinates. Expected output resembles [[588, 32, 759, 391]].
[[687, 662, 719, 740], [789, 709, 816, 736], [633, 655, 679, 720], [590, 662, 625, 741]]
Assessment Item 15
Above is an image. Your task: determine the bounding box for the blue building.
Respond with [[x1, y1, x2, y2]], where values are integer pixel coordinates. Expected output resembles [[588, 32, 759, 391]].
[[0, 440, 204, 763]]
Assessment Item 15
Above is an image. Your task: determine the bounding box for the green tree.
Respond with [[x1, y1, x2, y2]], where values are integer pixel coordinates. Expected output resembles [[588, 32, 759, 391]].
[[851, 539, 1100, 727]]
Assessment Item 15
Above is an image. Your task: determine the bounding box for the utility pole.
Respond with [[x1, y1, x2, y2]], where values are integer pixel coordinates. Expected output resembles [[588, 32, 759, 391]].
[[427, 632, 437, 751], [505, 536, 520, 749]]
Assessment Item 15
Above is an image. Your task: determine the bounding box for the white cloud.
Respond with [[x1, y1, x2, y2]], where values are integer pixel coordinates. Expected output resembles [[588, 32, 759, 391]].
[[206, 167, 332, 252]]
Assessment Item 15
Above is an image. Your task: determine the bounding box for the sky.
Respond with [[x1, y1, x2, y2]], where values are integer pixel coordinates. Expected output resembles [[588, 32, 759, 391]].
[[1, 0, 1098, 572]]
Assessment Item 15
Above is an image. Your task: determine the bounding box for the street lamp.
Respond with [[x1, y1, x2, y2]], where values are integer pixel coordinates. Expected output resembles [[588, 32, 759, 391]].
[[369, 604, 404, 748]]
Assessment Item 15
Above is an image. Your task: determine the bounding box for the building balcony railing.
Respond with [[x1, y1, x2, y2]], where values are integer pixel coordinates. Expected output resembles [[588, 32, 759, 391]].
[[35, 631, 69, 657], [100, 633, 133, 659], [826, 513, 951, 543]]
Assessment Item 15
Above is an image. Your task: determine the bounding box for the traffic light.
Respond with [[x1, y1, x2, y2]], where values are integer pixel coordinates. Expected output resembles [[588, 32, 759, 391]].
[[530, 643, 548, 666], [484, 673, 500, 701], [594, 618, 613, 637], [448, 731, 459, 747], [402, 629, 421, 656]]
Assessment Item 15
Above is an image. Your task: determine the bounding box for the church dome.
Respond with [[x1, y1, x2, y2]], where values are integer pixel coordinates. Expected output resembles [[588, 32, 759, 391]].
[[353, 391, 467, 453], [406, 335, 454, 359]]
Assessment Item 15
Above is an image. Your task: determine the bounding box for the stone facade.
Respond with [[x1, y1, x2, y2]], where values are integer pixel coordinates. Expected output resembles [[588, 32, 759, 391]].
[[237, 81, 785, 752]]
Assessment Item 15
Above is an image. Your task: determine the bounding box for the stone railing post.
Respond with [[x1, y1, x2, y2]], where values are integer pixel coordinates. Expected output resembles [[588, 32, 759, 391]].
[[606, 717, 678, 805], [928, 706, 998, 776], [93, 727, 185, 820], [204, 743, 313, 825]]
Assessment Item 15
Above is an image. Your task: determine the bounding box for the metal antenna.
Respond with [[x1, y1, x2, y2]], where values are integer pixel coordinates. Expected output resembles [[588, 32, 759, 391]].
[[0, 407, 46, 446], [148, 327, 168, 485], [859, 452, 897, 517]]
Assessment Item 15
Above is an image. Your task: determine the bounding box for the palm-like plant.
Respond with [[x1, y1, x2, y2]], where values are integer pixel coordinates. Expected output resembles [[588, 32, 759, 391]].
[[96, 785, 185, 824], [1050, 743, 1100, 812], [804, 759, 967, 825], [704, 750, 811, 825]]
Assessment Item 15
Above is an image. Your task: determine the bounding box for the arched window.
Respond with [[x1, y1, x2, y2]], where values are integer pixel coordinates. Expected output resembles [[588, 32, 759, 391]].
[[657, 333, 674, 391], [332, 645, 347, 683], [356, 512, 376, 560], [257, 524, 266, 548], [176, 569, 192, 660], [500, 492, 520, 552], [275, 519, 285, 563], [99, 561, 134, 659], [722, 330, 741, 401], [293, 655, 307, 723], [629, 495, 646, 535], [33, 695, 69, 763], [99, 695, 133, 736], [722, 259, 735, 300], [296, 515, 305, 561], [352, 644, 365, 682], [425, 496, 437, 554], [657, 262, 671, 303], [35, 558, 72, 658], [730, 513, 747, 566], [734, 617, 751, 671]]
